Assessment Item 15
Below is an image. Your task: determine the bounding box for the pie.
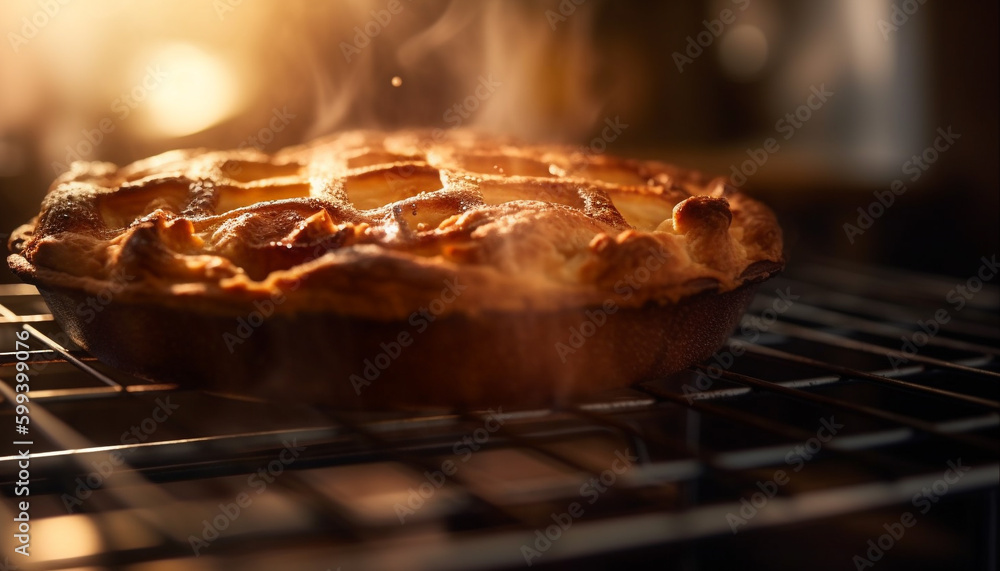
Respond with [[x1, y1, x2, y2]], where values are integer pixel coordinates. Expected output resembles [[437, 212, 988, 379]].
[[7, 130, 784, 408]]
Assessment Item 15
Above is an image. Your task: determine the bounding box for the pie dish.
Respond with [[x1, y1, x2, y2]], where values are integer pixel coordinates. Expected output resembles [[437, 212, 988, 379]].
[[7, 130, 783, 408]]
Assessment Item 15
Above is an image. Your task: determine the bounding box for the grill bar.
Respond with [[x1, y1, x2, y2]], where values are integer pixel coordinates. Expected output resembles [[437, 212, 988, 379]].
[[734, 342, 999, 409], [758, 293, 1000, 356], [704, 366, 999, 454], [765, 320, 1000, 379], [318, 410, 534, 527], [633, 381, 932, 477], [24, 323, 123, 390], [0, 375, 189, 545]]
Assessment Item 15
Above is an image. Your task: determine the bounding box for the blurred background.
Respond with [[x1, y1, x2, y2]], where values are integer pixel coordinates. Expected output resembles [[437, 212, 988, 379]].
[[1, 0, 997, 281]]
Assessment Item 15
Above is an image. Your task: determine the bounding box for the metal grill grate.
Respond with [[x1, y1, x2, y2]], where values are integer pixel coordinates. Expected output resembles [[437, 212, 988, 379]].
[[1, 261, 997, 570]]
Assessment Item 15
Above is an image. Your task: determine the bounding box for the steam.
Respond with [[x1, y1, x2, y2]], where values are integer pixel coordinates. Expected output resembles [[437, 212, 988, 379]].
[[303, 0, 610, 143], [472, 0, 607, 141], [302, 39, 375, 141]]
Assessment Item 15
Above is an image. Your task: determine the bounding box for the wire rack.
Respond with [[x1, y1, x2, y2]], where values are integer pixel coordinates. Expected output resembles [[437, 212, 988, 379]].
[[1, 260, 998, 571]]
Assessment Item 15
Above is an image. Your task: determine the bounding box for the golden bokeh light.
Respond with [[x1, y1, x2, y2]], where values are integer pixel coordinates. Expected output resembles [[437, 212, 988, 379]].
[[139, 43, 244, 138], [718, 24, 769, 81]]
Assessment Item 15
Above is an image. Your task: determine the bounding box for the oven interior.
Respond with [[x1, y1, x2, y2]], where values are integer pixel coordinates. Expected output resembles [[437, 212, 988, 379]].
[[1, 259, 996, 570]]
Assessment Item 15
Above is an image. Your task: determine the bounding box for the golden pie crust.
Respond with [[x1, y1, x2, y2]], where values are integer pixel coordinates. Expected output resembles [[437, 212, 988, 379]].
[[8, 130, 783, 408]]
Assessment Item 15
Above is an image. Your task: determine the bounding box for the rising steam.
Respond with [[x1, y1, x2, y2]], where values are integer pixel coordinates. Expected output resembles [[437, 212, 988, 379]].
[[302, 0, 611, 143]]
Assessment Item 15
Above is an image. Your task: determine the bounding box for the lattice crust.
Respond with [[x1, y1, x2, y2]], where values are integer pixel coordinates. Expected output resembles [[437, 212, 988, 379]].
[[9, 130, 783, 319]]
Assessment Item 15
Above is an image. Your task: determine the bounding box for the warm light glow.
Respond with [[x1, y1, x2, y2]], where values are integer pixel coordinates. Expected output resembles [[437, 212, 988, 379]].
[[31, 515, 102, 561], [141, 43, 243, 137], [718, 24, 769, 80], [391, 75, 403, 87]]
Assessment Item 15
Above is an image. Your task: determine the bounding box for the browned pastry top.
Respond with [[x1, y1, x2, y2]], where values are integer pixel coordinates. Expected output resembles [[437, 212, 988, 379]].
[[8, 130, 784, 319]]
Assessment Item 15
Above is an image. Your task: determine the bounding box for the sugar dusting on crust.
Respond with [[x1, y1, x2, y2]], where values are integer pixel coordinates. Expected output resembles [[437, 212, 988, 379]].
[[8, 129, 784, 319]]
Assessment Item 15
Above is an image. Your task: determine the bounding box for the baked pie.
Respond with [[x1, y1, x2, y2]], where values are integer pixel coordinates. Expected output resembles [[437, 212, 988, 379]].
[[8, 130, 783, 408]]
